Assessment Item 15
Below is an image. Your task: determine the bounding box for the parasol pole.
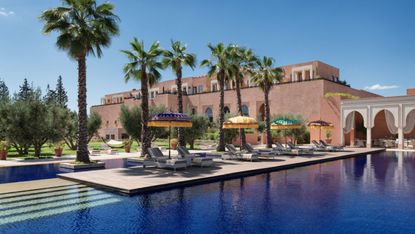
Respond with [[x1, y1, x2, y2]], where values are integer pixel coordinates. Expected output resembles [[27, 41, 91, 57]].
[[240, 127, 243, 151], [168, 123, 171, 159]]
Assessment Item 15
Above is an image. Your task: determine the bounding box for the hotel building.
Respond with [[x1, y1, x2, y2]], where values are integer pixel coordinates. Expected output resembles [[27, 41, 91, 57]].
[[91, 60, 415, 147]]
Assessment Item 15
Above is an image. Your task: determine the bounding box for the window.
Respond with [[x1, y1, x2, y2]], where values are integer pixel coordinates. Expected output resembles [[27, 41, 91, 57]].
[[192, 108, 196, 115], [106, 134, 110, 140], [242, 105, 249, 116], [150, 91, 154, 99], [110, 134, 115, 139], [205, 107, 213, 122], [212, 84, 218, 92], [199, 85, 203, 93], [193, 86, 197, 94]]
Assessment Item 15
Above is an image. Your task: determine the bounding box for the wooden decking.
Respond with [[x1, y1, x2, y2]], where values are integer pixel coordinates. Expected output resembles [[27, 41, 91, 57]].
[[59, 148, 384, 195]]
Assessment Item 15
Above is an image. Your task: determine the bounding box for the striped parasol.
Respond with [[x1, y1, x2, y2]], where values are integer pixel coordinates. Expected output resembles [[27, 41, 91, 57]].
[[307, 120, 334, 141], [271, 119, 302, 129], [149, 112, 192, 158], [271, 118, 302, 144]]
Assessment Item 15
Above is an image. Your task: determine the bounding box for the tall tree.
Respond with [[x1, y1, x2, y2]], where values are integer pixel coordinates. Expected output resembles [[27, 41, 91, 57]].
[[0, 79, 9, 103], [162, 40, 196, 147], [40, 0, 119, 163], [251, 56, 284, 148], [201, 43, 232, 151], [228, 45, 257, 149], [44, 84, 57, 105], [55, 75, 68, 107], [17, 78, 33, 101], [121, 38, 163, 157]]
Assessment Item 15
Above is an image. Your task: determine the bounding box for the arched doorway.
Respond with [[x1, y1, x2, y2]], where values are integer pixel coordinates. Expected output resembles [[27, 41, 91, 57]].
[[372, 110, 398, 147], [404, 109, 415, 146], [224, 106, 230, 114], [343, 111, 365, 147], [205, 107, 213, 122], [258, 104, 265, 121]]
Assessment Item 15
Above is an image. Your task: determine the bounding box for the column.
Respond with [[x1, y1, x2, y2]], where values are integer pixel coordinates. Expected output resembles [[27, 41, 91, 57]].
[[340, 110, 345, 146], [302, 70, 305, 81], [398, 127, 404, 149], [366, 127, 372, 148]]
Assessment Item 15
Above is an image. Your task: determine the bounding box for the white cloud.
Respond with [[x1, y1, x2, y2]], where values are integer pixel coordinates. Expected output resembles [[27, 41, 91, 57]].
[[364, 84, 399, 90], [0, 7, 14, 17]]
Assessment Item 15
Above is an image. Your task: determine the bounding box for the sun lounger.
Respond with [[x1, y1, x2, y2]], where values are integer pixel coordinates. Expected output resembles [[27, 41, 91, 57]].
[[177, 146, 214, 167], [148, 148, 187, 171], [319, 140, 344, 151], [282, 142, 314, 156], [312, 140, 333, 152], [245, 143, 281, 158], [225, 144, 259, 161], [274, 142, 292, 153]]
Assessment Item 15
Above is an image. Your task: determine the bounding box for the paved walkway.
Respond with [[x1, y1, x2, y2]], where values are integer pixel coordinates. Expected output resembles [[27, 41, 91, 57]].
[[0, 152, 140, 168], [59, 148, 383, 195]]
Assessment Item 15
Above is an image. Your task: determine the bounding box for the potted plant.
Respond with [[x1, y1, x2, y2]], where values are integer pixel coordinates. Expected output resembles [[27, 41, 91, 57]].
[[51, 141, 65, 157], [124, 139, 133, 153], [325, 129, 333, 144], [170, 138, 178, 150], [0, 141, 10, 160]]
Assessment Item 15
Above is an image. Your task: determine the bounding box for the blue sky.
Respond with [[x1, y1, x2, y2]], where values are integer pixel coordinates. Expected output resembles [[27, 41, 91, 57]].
[[0, 0, 414, 110]]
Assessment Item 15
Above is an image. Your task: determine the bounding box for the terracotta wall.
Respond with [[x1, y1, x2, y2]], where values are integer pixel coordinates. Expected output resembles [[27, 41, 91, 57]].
[[407, 88, 415, 96]]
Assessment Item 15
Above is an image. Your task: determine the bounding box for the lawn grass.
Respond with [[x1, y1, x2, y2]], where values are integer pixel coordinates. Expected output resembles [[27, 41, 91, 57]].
[[6, 138, 203, 158]]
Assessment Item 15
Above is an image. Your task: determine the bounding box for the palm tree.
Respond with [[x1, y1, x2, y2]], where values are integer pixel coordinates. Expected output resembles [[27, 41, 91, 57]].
[[121, 38, 163, 157], [201, 43, 232, 151], [162, 40, 196, 147], [228, 45, 257, 149], [251, 56, 284, 148], [40, 0, 119, 163]]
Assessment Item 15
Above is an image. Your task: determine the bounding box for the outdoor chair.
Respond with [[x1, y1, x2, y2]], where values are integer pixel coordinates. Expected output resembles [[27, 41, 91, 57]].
[[177, 146, 214, 168], [312, 140, 334, 152], [245, 143, 281, 158], [284, 142, 314, 156], [225, 144, 259, 161], [319, 140, 344, 151], [274, 142, 292, 153], [148, 148, 187, 171]]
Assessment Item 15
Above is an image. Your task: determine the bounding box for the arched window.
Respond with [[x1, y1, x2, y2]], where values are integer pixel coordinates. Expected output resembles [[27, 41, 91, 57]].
[[205, 107, 213, 122], [224, 106, 230, 114], [242, 105, 249, 116]]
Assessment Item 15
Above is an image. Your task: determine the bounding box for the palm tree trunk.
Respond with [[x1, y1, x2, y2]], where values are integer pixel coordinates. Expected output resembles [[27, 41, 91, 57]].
[[217, 73, 226, 151], [76, 56, 90, 163], [264, 86, 272, 148], [140, 67, 151, 157], [235, 75, 246, 149], [176, 67, 186, 147]]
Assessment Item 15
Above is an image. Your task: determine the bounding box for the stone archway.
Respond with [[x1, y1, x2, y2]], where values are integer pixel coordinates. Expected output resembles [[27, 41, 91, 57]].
[[343, 111, 366, 147]]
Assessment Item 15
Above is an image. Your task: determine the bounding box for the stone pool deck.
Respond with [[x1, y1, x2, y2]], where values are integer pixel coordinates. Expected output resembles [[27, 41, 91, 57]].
[[59, 148, 384, 195], [0, 152, 140, 168]]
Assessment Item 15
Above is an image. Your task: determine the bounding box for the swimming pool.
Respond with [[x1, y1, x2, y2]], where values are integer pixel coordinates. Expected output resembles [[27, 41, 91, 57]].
[[0, 159, 141, 184], [1, 151, 415, 233]]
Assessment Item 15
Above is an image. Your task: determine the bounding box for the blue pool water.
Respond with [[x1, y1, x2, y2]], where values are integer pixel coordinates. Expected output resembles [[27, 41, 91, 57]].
[[1, 151, 415, 233], [0, 159, 141, 184]]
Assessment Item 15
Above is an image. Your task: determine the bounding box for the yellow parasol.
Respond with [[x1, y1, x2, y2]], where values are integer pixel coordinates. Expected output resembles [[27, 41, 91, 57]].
[[223, 116, 258, 150]]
